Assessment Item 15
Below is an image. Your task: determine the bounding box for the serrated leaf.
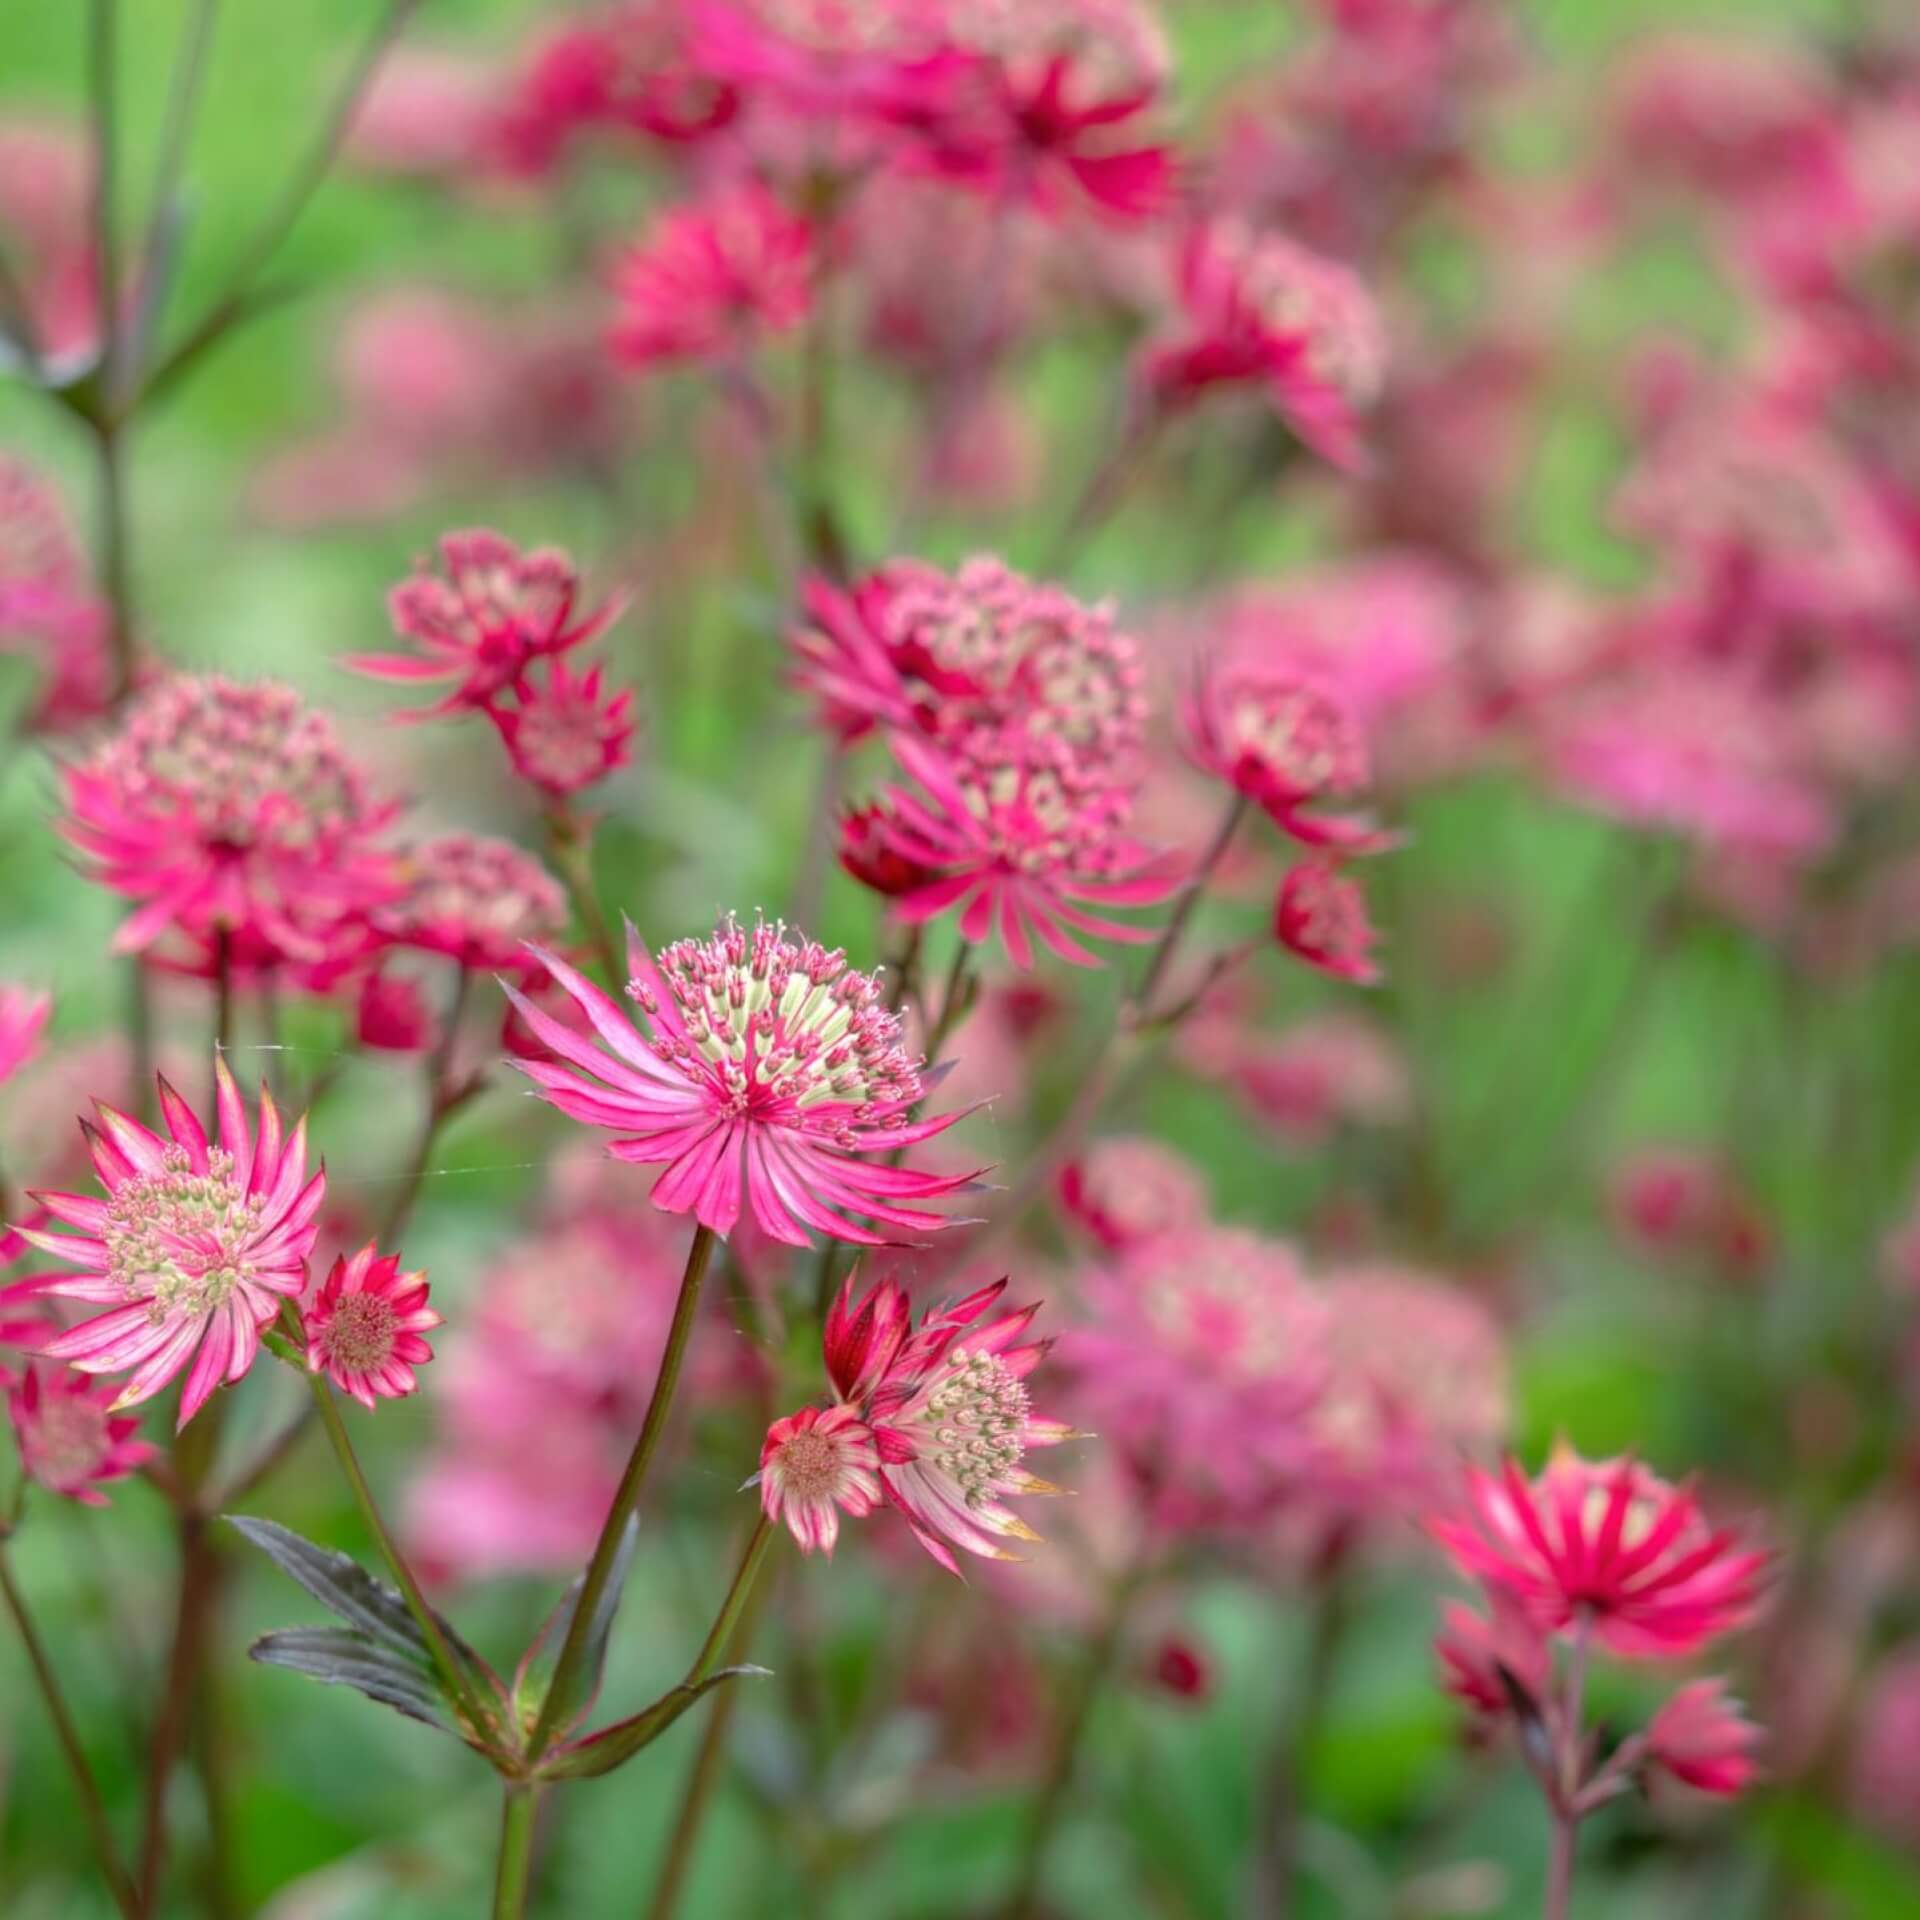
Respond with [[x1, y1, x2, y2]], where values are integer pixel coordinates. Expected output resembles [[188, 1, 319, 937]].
[[511, 1516, 638, 1742], [250, 1626, 450, 1731], [539, 1665, 771, 1782]]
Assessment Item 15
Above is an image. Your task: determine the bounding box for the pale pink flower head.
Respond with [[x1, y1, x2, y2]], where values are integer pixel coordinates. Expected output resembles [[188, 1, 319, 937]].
[[4, 1061, 325, 1428], [349, 530, 621, 718], [758, 1402, 882, 1555], [1057, 1135, 1208, 1253], [825, 1271, 1074, 1573], [504, 916, 976, 1246], [1432, 1447, 1769, 1660], [855, 730, 1180, 969], [609, 179, 813, 372], [304, 1242, 442, 1411], [1274, 859, 1383, 985], [0, 985, 51, 1088], [1144, 221, 1387, 470], [7, 1362, 156, 1507], [492, 657, 637, 799], [62, 676, 399, 964], [1646, 1679, 1762, 1798], [378, 833, 567, 973]]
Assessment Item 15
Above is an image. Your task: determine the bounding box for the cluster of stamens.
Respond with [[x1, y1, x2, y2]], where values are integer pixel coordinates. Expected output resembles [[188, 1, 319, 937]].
[[17, 1389, 111, 1487], [918, 1347, 1030, 1507], [104, 1145, 264, 1321], [392, 532, 578, 678], [771, 1424, 849, 1499], [1228, 679, 1369, 799], [1218, 225, 1387, 407], [315, 1292, 400, 1374]]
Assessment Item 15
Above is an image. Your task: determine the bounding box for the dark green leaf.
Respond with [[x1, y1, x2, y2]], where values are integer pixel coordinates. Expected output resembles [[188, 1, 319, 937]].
[[250, 1625, 450, 1732], [538, 1665, 770, 1782]]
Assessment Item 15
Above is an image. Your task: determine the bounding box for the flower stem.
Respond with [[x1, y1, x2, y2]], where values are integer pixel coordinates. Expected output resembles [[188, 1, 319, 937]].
[[641, 1529, 777, 1920], [1544, 1617, 1591, 1920], [0, 1541, 140, 1920], [544, 807, 623, 986], [379, 965, 475, 1245], [492, 1785, 540, 1920], [1133, 792, 1250, 1019], [1543, 1814, 1576, 1920], [302, 1358, 494, 1747], [524, 1222, 720, 1767]]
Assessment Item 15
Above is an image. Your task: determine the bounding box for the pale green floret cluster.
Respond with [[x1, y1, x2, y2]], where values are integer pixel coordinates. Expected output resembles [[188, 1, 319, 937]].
[[104, 1144, 264, 1322], [921, 1348, 1029, 1508]]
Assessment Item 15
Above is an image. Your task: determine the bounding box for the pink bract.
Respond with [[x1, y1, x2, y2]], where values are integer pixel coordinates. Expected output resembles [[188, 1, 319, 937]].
[[1274, 860, 1383, 985], [3, 1061, 325, 1429], [504, 915, 977, 1246], [1432, 1447, 1769, 1659], [1646, 1678, 1763, 1797], [7, 1361, 157, 1507], [304, 1243, 443, 1411], [758, 1402, 883, 1555]]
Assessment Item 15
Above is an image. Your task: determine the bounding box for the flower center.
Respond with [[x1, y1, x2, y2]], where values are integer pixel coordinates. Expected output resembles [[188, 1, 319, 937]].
[[104, 1146, 265, 1322], [318, 1293, 399, 1373], [773, 1427, 846, 1500], [1230, 684, 1363, 797], [21, 1394, 110, 1487], [920, 1348, 1028, 1507]]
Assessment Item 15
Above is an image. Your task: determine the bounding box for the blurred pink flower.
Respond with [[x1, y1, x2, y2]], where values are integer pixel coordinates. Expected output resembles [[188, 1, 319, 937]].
[[758, 1402, 882, 1554], [1435, 1588, 1550, 1721], [0, 986, 51, 1088], [63, 676, 399, 966], [1646, 1679, 1763, 1797], [356, 969, 438, 1054], [609, 180, 813, 371], [6, 1062, 324, 1428], [377, 833, 567, 972], [1274, 859, 1383, 985], [1057, 1135, 1208, 1253], [506, 916, 976, 1246], [688, 0, 956, 125], [492, 657, 638, 799], [304, 1243, 442, 1410], [1432, 1448, 1769, 1659], [7, 1362, 155, 1507], [347, 45, 498, 179], [1217, 1013, 1410, 1146]]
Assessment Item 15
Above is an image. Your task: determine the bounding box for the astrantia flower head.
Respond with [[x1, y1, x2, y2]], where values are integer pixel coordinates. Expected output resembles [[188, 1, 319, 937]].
[[7, 1361, 156, 1506], [1433, 1447, 1769, 1659], [609, 180, 813, 372], [62, 676, 399, 963], [0, 984, 51, 1087], [4, 1061, 325, 1428], [758, 1402, 882, 1555], [378, 833, 568, 973], [1435, 1588, 1550, 1721], [349, 529, 621, 718], [1145, 221, 1387, 470], [1057, 1135, 1208, 1252], [1274, 860, 1383, 985], [1646, 1679, 1762, 1797], [492, 657, 637, 799], [504, 916, 976, 1246], [823, 1271, 1074, 1574], [304, 1242, 442, 1411]]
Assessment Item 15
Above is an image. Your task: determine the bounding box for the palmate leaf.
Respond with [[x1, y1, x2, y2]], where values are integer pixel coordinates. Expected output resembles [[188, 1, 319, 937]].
[[539, 1665, 771, 1782], [511, 1516, 639, 1742], [228, 1516, 502, 1743]]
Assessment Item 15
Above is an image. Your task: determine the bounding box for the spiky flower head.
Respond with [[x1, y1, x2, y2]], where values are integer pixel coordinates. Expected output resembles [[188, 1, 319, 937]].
[[758, 1402, 882, 1555], [1646, 1679, 1762, 1797], [348, 529, 620, 717], [1274, 859, 1383, 985], [378, 833, 568, 973], [62, 675, 398, 963], [1432, 1447, 1770, 1659], [493, 657, 637, 799], [7, 1361, 156, 1507], [304, 1243, 442, 1410], [505, 915, 975, 1246], [3, 1061, 325, 1428]]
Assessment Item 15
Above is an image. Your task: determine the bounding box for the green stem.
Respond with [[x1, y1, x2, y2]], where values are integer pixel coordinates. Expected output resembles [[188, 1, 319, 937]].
[[545, 808, 623, 986], [132, 0, 221, 358], [1133, 792, 1249, 1018], [378, 965, 474, 1245], [0, 1542, 140, 1920], [303, 1359, 494, 1746], [492, 1785, 540, 1920], [687, 1515, 775, 1689], [524, 1223, 720, 1767]]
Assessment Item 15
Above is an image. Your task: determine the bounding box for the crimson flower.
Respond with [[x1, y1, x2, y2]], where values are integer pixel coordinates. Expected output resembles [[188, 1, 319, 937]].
[[7, 1362, 156, 1507], [821, 1271, 1074, 1574], [3, 1062, 325, 1428], [1432, 1448, 1769, 1659], [757, 1402, 882, 1555], [608, 180, 813, 372], [304, 1243, 442, 1410], [504, 916, 976, 1246], [1274, 860, 1383, 985], [1645, 1679, 1762, 1797], [348, 529, 621, 718], [491, 657, 637, 799]]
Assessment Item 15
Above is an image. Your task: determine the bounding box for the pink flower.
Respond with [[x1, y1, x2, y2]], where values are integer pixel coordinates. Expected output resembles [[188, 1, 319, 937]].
[[824, 1272, 1073, 1574], [1646, 1679, 1763, 1797], [1432, 1448, 1769, 1660], [856, 731, 1180, 969], [1057, 1135, 1208, 1252], [504, 916, 977, 1246], [1274, 860, 1383, 985], [0, 985, 51, 1087], [1183, 663, 1389, 851], [687, 0, 955, 125], [758, 1402, 882, 1555], [378, 833, 568, 973], [1144, 222, 1387, 470], [1435, 1589, 1551, 1721], [62, 676, 399, 965], [304, 1243, 442, 1411], [356, 969, 438, 1054], [7, 1362, 156, 1507], [609, 180, 813, 372], [348, 530, 621, 718], [3, 1062, 325, 1428], [492, 657, 637, 799]]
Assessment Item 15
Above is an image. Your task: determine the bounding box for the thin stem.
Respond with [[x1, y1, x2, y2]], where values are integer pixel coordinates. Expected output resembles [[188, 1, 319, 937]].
[[923, 938, 975, 1068], [688, 1514, 776, 1689], [1544, 1618, 1591, 1920], [137, 1506, 219, 1913], [524, 1223, 720, 1766], [642, 1532, 776, 1920], [133, 0, 221, 355], [88, 0, 124, 409], [378, 966, 474, 1245], [492, 1786, 540, 1920], [1544, 1814, 1576, 1920], [0, 1542, 140, 1920], [545, 808, 623, 985], [787, 743, 844, 933], [1134, 792, 1249, 1018], [303, 1360, 494, 1746]]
